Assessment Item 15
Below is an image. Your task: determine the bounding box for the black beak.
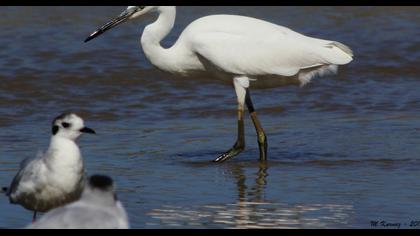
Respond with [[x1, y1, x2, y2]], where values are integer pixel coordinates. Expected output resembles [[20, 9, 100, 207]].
[[80, 127, 96, 134], [84, 8, 137, 43]]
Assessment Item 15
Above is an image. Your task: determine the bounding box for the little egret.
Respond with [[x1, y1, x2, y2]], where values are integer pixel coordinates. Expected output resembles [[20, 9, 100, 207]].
[[3, 113, 96, 222], [84, 6, 353, 162]]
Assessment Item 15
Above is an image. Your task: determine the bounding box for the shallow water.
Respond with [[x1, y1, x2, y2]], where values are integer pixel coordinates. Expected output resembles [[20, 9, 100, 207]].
[[0, 6, 420, 228]]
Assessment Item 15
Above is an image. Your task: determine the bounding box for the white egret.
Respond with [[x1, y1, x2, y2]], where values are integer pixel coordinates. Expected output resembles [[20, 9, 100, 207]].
[[27, 175, 130, 229], [84, 6, 353, 162], [3, 112, 96, 222]]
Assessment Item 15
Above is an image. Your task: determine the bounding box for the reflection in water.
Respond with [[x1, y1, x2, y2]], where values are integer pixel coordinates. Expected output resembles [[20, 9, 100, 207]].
[[231, 162, 268, 228], [147, 202, 354, 228], [147, 163, 354, 228]]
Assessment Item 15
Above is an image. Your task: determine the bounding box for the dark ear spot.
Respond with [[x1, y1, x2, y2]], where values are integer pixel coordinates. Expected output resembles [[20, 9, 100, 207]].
[[52, 125, 59, 135], [89, 175, 113, 190]]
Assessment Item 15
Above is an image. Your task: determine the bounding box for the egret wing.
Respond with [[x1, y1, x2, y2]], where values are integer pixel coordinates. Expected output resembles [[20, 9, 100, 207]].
[[185, 15, 352, 82], [192, 31, 352, 76]]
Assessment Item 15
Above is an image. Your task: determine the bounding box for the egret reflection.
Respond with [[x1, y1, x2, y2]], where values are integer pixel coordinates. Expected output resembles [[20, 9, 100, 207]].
[[147, 163, 354, 228]]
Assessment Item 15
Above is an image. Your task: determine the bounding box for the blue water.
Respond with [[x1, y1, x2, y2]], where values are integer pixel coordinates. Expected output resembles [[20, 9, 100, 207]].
[[0, 6, 420, 228]]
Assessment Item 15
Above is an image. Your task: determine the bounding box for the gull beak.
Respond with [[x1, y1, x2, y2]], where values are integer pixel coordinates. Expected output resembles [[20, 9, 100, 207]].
[[84, 7, 138, 43], [80, 127, 96, 134]]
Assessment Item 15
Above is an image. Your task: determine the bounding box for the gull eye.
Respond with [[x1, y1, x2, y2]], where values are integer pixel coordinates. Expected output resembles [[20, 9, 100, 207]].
[[62, 122, 70, 128]]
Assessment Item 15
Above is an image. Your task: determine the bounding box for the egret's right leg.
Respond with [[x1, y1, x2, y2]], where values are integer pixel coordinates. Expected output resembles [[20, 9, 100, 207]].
[[213, 77, 249, 163]]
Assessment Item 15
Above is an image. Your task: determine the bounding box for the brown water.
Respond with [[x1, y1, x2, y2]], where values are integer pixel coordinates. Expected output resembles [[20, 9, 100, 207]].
[[0, 6, 420, 228]]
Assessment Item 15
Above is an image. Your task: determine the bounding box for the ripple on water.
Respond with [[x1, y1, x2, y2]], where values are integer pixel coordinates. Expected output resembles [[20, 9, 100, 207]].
[[146, 202, 355, 228]]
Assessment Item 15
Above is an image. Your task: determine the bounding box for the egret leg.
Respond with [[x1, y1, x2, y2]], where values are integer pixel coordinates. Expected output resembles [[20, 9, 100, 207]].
[[245, 88, 267, 161], [213, 77, 248, 163], [213, 102, 245, 162], [32, 211, 37, 223]]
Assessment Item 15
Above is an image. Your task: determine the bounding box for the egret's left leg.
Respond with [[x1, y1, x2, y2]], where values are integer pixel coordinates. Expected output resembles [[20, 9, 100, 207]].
[[245, 88, 267, 161], [213, 76, 248, 163]]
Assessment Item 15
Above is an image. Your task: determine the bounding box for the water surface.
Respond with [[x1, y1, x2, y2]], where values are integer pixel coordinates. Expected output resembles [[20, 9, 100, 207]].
[[0, 6, 419, 228]]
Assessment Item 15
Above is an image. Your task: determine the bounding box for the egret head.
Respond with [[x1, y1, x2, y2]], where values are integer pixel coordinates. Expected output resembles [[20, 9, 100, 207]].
[[52, 112, 96, 140], [84, 6, 157, 42]]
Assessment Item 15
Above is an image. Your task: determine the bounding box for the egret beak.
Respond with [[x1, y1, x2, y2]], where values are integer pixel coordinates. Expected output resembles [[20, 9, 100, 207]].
[[80, 127, 96, 134], [84, 7, 138, 42]]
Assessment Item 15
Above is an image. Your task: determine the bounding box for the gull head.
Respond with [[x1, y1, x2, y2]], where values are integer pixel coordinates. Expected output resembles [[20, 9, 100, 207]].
[[52, 112, 96, 141]]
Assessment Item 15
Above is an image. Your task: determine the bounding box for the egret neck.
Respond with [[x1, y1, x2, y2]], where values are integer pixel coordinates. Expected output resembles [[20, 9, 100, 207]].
[[141, 6, 176, 70]]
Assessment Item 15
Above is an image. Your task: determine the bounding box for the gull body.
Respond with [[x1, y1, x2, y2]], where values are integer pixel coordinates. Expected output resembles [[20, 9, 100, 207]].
[[27, 175, 130, 229], [85, 6, 353, 162], [4, 113, 96, 221]]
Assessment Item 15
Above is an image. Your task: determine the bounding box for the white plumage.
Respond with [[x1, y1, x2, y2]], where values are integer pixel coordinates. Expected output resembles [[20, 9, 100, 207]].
[[84, 6, 354, 162], [173, 14, 353, 85], [27, 175, 129, 229], [4, 113, 96, 220]]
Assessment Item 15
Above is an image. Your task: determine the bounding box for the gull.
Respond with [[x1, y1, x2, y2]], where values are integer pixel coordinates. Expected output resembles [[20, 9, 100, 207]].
[[27, 175, 130, 229], [3, 112, 96, 222]]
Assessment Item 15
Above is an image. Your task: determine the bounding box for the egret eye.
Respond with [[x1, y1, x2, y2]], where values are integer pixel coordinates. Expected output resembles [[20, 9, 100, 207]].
[[62, 122, 70, 128]]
